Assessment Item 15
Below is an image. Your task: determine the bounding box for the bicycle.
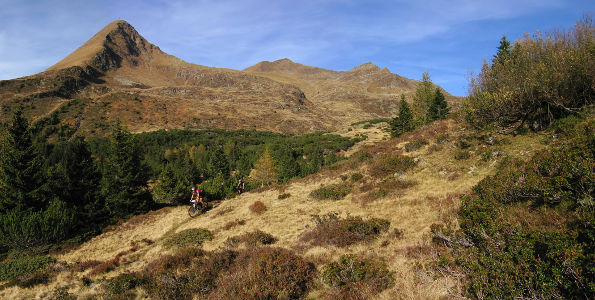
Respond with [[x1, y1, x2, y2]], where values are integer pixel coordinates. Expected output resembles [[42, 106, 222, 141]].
[[188, 198, 207, 218]]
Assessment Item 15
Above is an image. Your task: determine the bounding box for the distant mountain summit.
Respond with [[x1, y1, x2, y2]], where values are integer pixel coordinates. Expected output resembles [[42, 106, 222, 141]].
[[0, 20, 455, 136]]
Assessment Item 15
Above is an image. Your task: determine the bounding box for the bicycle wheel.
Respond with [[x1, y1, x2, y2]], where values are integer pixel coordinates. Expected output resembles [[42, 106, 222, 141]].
[[188, 205, 201, 218]]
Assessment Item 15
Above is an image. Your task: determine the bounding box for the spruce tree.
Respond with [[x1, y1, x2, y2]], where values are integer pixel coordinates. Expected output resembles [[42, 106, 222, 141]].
[[207, 147, 230, 178], [412, 71, 435, 125], [100, 122, 151, 220], [0, 106, 45, 210], [427, 88, 450, 121], [492, 35, 511, 65], [390, 94, 415, 137]]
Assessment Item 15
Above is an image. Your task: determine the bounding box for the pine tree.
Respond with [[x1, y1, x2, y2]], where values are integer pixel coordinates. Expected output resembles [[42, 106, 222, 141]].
[[427, 88, 450, 121], [274, 144, 300, 183], [492, 35, 511, 65], [248, 148, 278, 187], [100, 122, 151, 220], [412, 71, 435, 124], [390, 94, 415, 137], [0, 106, 45, 210], [207, 147, 230, 178]]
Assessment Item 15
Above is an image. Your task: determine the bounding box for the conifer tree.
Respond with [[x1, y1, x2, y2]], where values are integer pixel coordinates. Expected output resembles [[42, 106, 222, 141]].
[[0, 106, 45, 210], [390, 94, 415, 137], [492, 35, 511, 65], [100, 122, 151, 219], [412, 71, 435, 124], [248, 148, 278, 187], [208, 147, 230, 178], [275, 144, 300, 183], [427, 88, 450, 121]]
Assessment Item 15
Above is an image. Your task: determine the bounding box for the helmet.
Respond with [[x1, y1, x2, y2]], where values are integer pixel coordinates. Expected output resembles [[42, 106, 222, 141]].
[[191, 187, 196, 191]]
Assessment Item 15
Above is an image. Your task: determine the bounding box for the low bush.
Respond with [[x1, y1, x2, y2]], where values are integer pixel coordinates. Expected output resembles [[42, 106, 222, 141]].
[[369, 154, 416, 178], [310, 184, 351, 200], [72, 260, 101, 272], [104, 272, 145, 299], [211, 247, 316, 299], [278, 192, 291, 199], [225, 230, 277, 248], [0, 255, 55, 281], [454, 150, 470, 160], [322, 255, 395, 298], [404, 138, 429, 152], [302, 213, 390, 247], [163, 228, 213, 248], [249, 201, 267, 214], [350, 173, 363, 182], [223, 219, 245, 230], [88, 257, 119, 276]]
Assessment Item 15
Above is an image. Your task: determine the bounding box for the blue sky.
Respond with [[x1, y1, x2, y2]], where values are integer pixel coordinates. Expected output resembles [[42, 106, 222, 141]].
[[0, 0, 593, 96]]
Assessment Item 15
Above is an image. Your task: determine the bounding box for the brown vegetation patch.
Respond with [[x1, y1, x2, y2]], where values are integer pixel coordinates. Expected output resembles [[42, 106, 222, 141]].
[[301, 213, 390, 247], [224, 230, 277, 248], [249, 201, 267, 214], [369, 154, 416, 178]]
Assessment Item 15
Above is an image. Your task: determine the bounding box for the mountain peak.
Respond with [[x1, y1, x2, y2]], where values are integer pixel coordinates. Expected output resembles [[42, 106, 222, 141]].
[[350, 62, 380, 72], [48, 20, 160, 72]]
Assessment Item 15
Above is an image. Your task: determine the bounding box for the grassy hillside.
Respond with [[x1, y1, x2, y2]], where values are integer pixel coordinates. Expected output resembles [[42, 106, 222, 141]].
[[0, 119, 554, 299]]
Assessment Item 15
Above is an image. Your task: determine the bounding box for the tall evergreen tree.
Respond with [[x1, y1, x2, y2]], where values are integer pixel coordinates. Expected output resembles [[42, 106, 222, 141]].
[[100, 122, 151, 220], [427, 88, 450, 121], [274, 143, 300, 184], [492, 35, 512, 65], [390, 94, 415, 137], [207, 147, 230, 178], [0, 106, 45, 210], [412, 71, 435, 124]]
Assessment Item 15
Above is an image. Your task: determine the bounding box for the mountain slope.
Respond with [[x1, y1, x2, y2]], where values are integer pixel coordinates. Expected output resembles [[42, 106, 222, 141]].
[[0, 20, 455, 136]]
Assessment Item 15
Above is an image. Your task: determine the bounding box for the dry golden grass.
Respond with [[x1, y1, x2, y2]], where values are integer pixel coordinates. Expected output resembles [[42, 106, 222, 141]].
[[0, 119, 549, 299]]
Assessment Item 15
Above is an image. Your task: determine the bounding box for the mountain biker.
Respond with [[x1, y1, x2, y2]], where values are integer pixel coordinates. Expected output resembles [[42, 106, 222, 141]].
[[236, 178, 245, 194], [190, 187, 205, 208]]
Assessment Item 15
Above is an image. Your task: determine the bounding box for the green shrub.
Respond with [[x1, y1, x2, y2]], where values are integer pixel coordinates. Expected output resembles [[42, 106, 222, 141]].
[[310, 184, 351, 200], [0, 256, 55, 281], [454, 150, 471, 160], [369, 154, 416, 178], [302, 213, 390, 247], [163, 228, 214, 249], [350, 173, 363, 182], [278, 193, 291, 199], [439, 121, 595, 299], [104, 272, 145, 298], [404, 139, 429, 152], [322, 255, 394, 298]]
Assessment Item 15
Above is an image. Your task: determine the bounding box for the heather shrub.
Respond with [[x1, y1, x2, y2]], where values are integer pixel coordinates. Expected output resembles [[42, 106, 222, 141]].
[[88, 257, 119, 276], [163, 228, 213, 248], [322, 255, 394, 298], [404, 138, 429, 152], [249, 201, 267, 214], [225, 230, 277, 248], [72, 260, 101, 272], [350, 173, 363, 182], [454, 150, 471, 160], [302, 213, 390, 247], [211, 247, 316, 299], [369, 154, 416, 178], [310, 184, 351, 200]]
